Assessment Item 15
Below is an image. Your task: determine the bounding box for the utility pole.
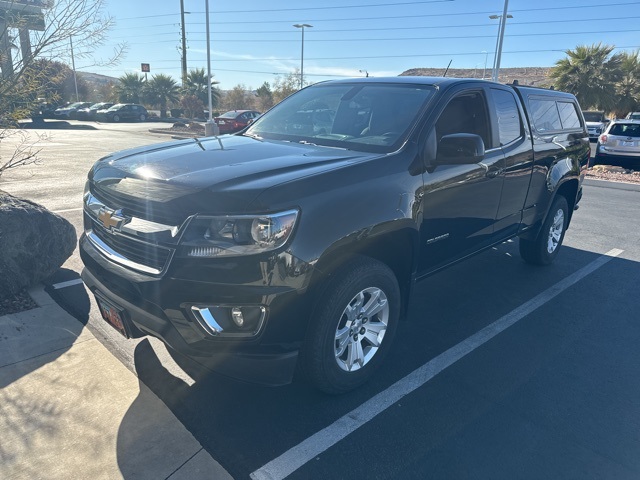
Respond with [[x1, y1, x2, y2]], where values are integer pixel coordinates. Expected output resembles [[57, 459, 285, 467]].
[[70, 36, 79, 101], [180, 0, 187, 87], [293, 24, 312, 89], [492, 0, 510, 83]]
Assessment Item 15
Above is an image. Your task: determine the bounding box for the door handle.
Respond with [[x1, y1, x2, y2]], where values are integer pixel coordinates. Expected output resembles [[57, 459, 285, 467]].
[[485, 167, 504, 178]]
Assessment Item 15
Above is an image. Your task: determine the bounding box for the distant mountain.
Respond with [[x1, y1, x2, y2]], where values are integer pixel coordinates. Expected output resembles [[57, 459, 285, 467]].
[[400, 67, 552, 87], [77, 72, 119, 86]]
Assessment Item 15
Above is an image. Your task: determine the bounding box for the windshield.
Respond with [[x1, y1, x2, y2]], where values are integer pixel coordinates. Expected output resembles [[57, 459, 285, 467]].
[[628, 113, 640, 120], [245, 82, 435, 153], [583, 112, 604, 122], [108, 104, 124, 111]]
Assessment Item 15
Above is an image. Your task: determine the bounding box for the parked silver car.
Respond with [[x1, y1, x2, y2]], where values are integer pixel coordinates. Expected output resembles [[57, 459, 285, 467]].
[[594, 120, 640, 167]]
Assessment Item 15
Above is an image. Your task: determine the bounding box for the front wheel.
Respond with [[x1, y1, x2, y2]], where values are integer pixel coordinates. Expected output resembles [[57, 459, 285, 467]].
[[112, 114, 120, 122], [139, 114, 146, 122], [300, 256, 400, 394], [519, 195, 569, 265]]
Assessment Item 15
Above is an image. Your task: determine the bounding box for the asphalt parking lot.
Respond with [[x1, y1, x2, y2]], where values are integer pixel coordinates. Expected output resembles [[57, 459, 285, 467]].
[[3, 121, 640, 479]]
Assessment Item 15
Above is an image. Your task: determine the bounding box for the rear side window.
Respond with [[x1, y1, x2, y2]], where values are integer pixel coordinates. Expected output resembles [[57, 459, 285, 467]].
[[529, 98, 562, 133], [492, 88, 523, 146], [557, 102, 581, 130]]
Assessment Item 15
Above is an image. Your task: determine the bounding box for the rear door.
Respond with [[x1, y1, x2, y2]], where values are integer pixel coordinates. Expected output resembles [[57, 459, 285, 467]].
[[488, 86, 534, 240]]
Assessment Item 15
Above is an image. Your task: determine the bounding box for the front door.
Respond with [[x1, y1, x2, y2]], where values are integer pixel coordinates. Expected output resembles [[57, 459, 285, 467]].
[[417, 88, 505, 275]]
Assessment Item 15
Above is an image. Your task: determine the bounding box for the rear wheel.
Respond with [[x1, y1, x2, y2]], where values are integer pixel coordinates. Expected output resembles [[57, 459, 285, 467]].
[[300, 256, 400, 394], [520, 195, 569, 265]]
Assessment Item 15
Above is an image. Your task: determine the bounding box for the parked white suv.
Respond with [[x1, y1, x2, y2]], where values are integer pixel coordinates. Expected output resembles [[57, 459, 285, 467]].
[[583, 111, 608, 140]]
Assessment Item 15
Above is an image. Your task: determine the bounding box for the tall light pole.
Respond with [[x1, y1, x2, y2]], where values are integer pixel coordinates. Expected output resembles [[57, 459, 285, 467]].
[[204, 0, 218, 136], [180, 0, 189, 87], [482, 50, 488, 79], [489, 0, 512, 83], [69, 36, 79, 101], [293, 24, 312, 89]]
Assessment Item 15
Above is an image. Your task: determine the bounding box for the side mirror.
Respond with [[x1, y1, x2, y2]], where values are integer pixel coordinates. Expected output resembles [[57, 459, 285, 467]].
[[436, 133, 485, 165]]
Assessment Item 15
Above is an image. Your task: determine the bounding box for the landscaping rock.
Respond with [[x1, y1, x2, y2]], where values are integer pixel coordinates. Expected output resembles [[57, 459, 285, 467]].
[[0, 191, 76, 295]]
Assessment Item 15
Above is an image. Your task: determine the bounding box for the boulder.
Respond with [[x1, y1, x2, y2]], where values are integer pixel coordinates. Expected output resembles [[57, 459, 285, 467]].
[[0, 191, 77, 296]]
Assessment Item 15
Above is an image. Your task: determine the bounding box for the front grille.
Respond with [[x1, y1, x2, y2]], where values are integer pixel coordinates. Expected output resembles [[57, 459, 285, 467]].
[[91, 219, 173, 273], [93, 183, 185, 226]]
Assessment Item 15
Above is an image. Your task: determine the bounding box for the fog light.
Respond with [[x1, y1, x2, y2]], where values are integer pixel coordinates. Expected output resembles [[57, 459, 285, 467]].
[[231, 307, 244, 327]]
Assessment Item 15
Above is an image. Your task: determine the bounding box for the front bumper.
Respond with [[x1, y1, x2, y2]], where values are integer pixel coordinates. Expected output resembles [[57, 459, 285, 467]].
[[80, 233, 316, 386]]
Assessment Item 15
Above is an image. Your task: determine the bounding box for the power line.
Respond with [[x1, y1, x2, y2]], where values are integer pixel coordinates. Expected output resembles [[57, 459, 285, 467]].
[[108, 15, 640, 38], [113, 1, 640, 25], [88, 45, 640, 66], [123, 29, 640, 45], [115, 0, 452, 20], [200, 0, 452, 14]]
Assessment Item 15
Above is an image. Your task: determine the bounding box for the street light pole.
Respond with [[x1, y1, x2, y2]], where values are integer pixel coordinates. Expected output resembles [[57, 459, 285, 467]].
[[204, 0, 218, 136], [180, 0, 188, 87], [293, 24, 312, 89], [482, 50, 488, 79], [69, 36, 79, 101], [489, 0, 511, 83]]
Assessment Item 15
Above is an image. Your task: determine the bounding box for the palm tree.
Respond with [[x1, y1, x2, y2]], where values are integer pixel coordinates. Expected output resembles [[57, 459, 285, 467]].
[[183, 68, 221, 108], [115, 73, 146, 103], [613, 50, 640, 118], [550, 43, 622, 111], [145, 74, 180, 118]]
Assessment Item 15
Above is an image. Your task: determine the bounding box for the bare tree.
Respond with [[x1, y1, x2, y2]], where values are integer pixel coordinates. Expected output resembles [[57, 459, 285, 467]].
[[0, 0, 126, 179], [222, 84, 255, 111]]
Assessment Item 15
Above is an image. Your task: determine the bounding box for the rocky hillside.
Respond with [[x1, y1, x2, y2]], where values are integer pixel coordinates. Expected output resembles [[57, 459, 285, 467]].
[[400, 67, 552, 87]]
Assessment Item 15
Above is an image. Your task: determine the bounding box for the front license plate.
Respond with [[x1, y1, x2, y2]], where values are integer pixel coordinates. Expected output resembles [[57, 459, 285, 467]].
[[96, 296, 130, 338]]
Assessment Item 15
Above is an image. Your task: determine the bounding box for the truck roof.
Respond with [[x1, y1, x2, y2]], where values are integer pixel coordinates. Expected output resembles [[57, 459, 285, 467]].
[[319, 77, 575, 98]]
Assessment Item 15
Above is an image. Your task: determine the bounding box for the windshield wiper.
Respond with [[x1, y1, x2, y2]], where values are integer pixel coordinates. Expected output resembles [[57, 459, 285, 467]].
[[243, 132, 263, 141]]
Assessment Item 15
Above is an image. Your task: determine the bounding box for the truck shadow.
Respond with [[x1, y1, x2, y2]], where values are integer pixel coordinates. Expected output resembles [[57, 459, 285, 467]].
[[120, 244, 635, 478]]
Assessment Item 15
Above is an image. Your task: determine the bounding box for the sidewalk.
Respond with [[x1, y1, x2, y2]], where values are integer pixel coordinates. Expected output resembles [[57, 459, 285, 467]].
[[0, 286, 232, 480]]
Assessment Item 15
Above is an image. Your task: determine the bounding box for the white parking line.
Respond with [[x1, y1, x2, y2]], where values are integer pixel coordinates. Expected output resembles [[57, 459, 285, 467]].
[[250, 248, 624, 480], [53, 207, 83, 214], [51, 278, 85, 290]]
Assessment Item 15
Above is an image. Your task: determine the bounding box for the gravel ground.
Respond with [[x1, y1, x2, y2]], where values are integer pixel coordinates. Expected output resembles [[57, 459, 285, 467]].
[[586, 165, 640, 185], [0, 289, 38, 316]]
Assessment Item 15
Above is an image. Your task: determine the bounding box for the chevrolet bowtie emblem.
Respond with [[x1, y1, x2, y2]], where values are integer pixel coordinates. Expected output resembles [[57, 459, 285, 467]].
[[97, 208, 127, 231]]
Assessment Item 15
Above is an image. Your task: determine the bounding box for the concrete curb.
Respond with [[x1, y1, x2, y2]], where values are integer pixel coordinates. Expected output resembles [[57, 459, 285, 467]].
[[0, 285, 232, 480], [583, 177, 640, 191]]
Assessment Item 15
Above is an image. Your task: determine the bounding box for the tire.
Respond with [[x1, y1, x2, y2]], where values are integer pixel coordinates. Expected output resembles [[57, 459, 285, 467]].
[[112, 114, 120, 122], [519, 195, 569, 265], [300, 256, 400, 394], [139, 114, 146, 122]]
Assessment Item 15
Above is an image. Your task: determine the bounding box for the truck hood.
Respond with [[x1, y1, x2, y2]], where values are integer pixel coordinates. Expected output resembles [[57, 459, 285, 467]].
[[89, 134, 371, 222]]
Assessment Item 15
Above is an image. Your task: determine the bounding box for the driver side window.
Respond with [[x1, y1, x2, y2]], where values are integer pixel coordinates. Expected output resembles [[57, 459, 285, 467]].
[[435, 92, 492, 149]]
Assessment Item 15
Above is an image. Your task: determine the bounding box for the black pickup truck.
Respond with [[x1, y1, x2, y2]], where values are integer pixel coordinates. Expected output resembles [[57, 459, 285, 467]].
[[80, 77, 590, 393]]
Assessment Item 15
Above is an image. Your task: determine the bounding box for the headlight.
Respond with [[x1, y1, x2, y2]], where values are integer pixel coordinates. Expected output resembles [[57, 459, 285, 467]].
[[179, 209, 299, 257]]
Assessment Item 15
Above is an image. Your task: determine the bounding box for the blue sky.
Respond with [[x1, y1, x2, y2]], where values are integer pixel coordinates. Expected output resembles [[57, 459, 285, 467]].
[[79, 0, 640, 89]]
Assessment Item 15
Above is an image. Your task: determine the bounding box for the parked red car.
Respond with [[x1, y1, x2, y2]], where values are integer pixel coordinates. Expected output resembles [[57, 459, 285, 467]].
[[214, 110, 260, 134]]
